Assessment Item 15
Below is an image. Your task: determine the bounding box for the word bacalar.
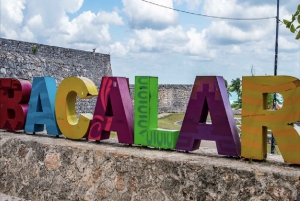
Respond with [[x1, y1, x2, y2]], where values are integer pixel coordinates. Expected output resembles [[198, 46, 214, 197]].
[[0, 76, 299, 164]]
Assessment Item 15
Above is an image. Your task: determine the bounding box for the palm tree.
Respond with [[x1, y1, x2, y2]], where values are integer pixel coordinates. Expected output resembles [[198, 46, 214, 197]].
[[229, 78, 242, 107], [224, 79, 231, 97]]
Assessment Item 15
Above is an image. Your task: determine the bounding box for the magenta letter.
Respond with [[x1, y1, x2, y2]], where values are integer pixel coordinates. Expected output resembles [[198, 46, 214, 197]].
[[88, 77, 134, 144]]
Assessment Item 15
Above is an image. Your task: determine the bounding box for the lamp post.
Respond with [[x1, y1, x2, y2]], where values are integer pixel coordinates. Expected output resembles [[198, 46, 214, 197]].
[[271, 0, 280, 154]]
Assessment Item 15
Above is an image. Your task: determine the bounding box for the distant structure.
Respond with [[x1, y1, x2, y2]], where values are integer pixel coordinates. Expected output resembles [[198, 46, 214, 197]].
[[0, 38, 112, 88], [0, 38, 112, 114], [0, 38, 193, 113]]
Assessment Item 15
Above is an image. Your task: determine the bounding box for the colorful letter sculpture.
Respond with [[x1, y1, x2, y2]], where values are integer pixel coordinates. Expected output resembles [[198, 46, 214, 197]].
[[134, 76, 180, 149], [241, 76, 300, 164], [88, 77, 134, 144], [0, 78, 32, 131], [55, 77, 98, 140], [175, 76, 241, 156], [25, 77, 61, 135]]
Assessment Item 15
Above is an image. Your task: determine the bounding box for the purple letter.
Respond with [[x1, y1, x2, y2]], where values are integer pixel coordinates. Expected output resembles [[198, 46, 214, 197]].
[[175, 76, 241, 157]]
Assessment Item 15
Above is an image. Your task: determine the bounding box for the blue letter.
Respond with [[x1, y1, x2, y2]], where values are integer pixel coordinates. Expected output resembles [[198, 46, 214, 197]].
[[25, 77, 61, 136]]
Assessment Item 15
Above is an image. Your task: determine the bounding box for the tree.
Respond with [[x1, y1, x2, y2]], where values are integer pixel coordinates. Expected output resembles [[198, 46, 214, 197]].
[[229, 78, 242, 108], [267, 93, 283, 109], [224, 79, 231, 97], [283, 4, 300, 40]]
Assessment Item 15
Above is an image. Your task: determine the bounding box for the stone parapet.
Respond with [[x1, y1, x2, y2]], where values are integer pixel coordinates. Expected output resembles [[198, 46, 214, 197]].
[[0, 132, 299, 201]]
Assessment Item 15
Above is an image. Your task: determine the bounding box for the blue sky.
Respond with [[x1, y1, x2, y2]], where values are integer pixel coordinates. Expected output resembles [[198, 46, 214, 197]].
[[1, 0, 299, 84]]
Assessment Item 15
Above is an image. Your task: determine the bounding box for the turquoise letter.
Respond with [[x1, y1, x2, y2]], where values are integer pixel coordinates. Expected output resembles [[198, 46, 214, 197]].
[[25, 77, 61, 136]]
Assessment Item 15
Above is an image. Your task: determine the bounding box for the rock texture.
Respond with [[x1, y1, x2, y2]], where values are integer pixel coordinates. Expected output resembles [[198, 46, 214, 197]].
[[0, 193, 27, 201], [0, 38, 112, 114], [0, 132, 300, 201], [130, 85, 193, 113]]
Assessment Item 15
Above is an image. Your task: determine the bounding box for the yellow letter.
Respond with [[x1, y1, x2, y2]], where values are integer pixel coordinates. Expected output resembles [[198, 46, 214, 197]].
[[241, 76, 300, 164], [55, 77, 98, 139]]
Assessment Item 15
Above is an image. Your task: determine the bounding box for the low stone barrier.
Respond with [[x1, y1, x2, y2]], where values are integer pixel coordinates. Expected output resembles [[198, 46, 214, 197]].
[[0, 132, 299, 201]]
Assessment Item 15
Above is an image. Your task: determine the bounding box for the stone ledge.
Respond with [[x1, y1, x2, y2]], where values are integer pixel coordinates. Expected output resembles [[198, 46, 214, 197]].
[[0, 131, 299, 201]]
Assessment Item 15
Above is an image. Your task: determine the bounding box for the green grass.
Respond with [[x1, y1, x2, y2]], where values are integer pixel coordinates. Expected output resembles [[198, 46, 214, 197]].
[[109, 113, 185, 138], [158, 113, 185, 130], [110, 131, 117, 138], [157, 113, 241, 128]]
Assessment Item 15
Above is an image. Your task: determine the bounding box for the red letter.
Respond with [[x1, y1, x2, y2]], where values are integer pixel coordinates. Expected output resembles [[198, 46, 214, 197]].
[[0, 78, 32, 131]]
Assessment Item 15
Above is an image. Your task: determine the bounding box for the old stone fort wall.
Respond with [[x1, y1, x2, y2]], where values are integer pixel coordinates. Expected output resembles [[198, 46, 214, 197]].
[[0, 38, 192, 114]]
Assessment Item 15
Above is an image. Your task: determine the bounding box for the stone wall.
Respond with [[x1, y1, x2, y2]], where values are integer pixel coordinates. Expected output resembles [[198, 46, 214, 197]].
[[0, 38, 192, 114], [0, 38, 112, 114], [0, 132, 299, 201], [0, 38, 222, 114], [130, 85, 193, 113]]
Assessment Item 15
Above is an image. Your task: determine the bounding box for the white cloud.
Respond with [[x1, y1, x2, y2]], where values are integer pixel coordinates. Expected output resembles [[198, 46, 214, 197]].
[[47, 11, 114, 48], [0, 0, 26, 38], [95, 11, 124, 25], [203, 0, 276, 18], [206, 21, 271, 44], [1, 0, 125, 53], [131, 26, 187, 51], [1, 0, 25, 25], [126, 25, 215, 60], [203, 0, 240, 17], [278, 36, 299, 51], [27, 14, 44, 33], [0, 0, 85, 41], [184, 28, 208, 55], [62, 0, 84, 13], [110, 42, 128, 57], [201, 0, 294, 47], [226, 45, 241, 54], [23, 0, 84, 29], [122, 0, 178, 29], [202, 0, 297, 43], [49, 10, 124, 52], [20, 26, 35, 41], [174, 0, 202, 10]]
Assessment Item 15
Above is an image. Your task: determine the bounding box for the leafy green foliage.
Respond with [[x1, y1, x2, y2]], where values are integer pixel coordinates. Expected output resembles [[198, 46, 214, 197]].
[[228, 78, 242, 108], [224, 79, 231, 97], [283, 4, 300, 40], [32, 45, 38, 54], [230, 103, 239, 108]]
